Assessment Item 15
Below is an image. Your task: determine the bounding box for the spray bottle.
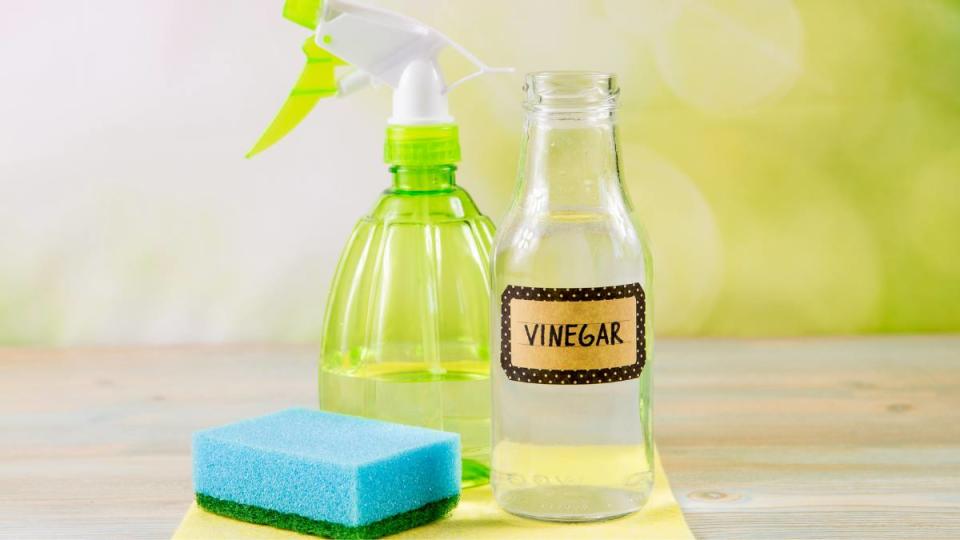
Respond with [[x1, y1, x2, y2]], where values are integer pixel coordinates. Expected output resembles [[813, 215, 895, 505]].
[[250, 0, 509, 487]]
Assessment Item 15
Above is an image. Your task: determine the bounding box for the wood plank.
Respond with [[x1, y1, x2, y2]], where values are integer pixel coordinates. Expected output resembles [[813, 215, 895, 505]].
[[655, 337, 960, 539], [1, 338, 958, 538]]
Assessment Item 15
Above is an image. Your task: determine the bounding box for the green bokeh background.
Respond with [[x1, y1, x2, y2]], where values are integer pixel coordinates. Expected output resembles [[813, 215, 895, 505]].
[[1, 0, 957, 343], [420, 0, 960, 336]]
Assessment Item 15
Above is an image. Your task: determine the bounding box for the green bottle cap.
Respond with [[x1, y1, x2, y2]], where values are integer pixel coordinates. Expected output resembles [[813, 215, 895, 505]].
[[384, 124, 461, 166]]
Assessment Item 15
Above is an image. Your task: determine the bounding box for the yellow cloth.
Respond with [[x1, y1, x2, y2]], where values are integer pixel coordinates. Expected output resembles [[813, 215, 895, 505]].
[[172, 449, 693, 539]]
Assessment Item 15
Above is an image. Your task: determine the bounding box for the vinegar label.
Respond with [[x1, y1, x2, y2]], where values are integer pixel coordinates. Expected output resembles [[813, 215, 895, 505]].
[[499, 283, 646, 385]]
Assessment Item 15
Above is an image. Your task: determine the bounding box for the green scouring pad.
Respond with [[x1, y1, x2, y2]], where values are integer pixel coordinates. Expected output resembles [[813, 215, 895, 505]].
[[192, 408, 461, 538], [196, 492, 459, 539]]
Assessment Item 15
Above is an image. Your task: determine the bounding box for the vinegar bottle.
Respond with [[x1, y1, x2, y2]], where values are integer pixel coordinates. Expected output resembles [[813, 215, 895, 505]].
[[490, 72, 654, 521]]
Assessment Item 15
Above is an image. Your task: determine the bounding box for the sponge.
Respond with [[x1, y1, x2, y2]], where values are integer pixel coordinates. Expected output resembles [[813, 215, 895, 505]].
[[192, 408, 460, 538]]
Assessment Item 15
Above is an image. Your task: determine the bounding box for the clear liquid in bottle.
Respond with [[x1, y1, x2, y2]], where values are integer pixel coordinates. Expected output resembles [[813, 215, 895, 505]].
[[490, 72, 654, 521]]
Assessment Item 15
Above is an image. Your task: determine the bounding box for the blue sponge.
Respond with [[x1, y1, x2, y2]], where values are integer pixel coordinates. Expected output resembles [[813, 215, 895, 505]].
[[192, 408, 460, 538]]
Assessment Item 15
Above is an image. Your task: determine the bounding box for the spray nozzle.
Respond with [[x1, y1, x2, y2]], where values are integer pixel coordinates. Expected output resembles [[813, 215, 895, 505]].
[[248, 0, 511, 158]]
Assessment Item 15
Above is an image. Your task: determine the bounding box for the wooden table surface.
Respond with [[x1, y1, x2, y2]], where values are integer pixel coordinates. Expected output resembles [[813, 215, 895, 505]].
[[2, 337, 958, 539]]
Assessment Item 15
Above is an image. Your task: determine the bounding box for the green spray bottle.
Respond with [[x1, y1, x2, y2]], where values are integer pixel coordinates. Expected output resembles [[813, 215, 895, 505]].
[[250, 0, 510, 487]]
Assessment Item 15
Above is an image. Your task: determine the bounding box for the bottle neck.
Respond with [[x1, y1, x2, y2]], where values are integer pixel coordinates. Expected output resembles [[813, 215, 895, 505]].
[[390, 165, 457, 193], [517, 113, 625, 212]]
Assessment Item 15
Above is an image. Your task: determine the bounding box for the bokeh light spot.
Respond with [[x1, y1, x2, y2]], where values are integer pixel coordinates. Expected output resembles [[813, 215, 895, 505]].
[[652, 0, 804, 112], [622, 144, 723, 335]]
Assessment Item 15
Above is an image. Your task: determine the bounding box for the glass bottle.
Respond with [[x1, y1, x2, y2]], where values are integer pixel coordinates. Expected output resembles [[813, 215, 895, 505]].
[[490, 72, 654, 520], [319, 125, 495, 487]]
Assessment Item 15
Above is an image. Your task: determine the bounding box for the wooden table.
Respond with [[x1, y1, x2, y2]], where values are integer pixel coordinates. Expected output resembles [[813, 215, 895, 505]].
[[2, 337, 958, 539]]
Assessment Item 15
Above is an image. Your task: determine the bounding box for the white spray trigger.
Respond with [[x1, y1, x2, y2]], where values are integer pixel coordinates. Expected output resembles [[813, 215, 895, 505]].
[[313, 0, 511, 123]]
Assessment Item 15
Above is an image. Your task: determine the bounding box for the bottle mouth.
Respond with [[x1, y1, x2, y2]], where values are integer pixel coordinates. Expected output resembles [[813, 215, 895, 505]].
[[524, 71, 619, 113]]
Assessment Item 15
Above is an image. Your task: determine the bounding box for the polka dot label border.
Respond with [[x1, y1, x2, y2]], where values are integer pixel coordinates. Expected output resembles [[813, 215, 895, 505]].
[[500, 283, 646, 385]]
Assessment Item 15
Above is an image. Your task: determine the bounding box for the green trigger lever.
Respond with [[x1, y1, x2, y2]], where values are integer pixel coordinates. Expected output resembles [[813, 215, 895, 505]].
[[247, 37, 344, 158]]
